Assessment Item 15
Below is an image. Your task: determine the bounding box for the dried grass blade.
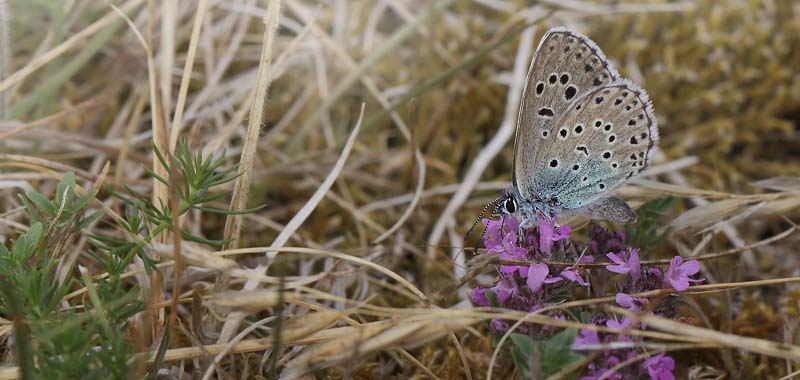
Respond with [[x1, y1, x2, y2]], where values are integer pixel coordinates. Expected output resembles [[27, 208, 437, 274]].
[[752, 177, 800, 192], [669, 198, 753, 233], [612, 306, 800, 360], [205, 290, 281, 314], [285, 2, 426, 244], [0, 0, 9, 118], [0, 0, 145, 93], [283, 317, 476, 378], [8, 20, 121, 118], [758, 196, 800, 215], [167, 0, 208, 152], [281, 322, 389, 378], [221, 0, 282, 249], [626, 178, 728, 198], [159, 0, 177, 117], [282, 309, 347, 342], [216, 103, 365, 343], [426, 27, 536, 260], [285, 0, 458, 151], [698, 201, 764, 235], [0, 154, 94, 180]]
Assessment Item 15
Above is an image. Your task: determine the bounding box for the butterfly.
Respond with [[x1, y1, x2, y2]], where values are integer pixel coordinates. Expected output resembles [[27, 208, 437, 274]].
[[495, 26, 658, 229]]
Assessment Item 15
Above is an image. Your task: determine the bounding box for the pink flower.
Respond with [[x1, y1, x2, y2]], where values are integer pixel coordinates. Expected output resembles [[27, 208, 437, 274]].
[[605, 317, 634, 344], [492, 276, 517, 304], [615, 293, 649, 329], [572, 328, 600, 349], [641, 353, 675, 380], [559, 254, 593, 286], [482, 216, 519, 251], [482, 216, 532, 277], [470, 287, 489, 307], [537, 214, 571, 254], [495, 235, 530, 277], [664, 256, 703, 291], [481, 220, 502, 251], [605, 248, 641, 282], [526, 263, 561, 292], [606, 317, 634, 331], [560, 267, 589, 286], [526, 263, 548, 292], [489, 318, 509, 332], [470, 276, 520, 307], [615, 293, 647, 312], [606, 253, 626, 272]]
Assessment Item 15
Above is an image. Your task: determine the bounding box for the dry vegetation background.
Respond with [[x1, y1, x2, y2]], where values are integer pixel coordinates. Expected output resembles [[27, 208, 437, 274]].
[[1, 0, 800, 379]]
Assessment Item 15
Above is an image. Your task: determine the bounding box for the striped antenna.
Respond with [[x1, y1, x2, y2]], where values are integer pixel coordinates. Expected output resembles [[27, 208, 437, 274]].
[[464, 195, 503, 254]]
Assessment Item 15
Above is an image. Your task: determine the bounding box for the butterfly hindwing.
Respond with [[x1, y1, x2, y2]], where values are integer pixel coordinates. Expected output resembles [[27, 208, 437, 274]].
[[533, 80, 658, 211], [562, 195, 637, 224]]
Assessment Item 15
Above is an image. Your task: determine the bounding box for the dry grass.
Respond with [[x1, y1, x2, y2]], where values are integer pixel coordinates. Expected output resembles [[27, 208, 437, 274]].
[[1, 0, 799, 379]]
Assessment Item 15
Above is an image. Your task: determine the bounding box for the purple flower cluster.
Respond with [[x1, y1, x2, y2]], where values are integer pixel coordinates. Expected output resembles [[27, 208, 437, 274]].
[[573, 321, 675, 380], [574, 244, 694, 379], [471, 215, 584, 332], [470, 214, 703, 379]]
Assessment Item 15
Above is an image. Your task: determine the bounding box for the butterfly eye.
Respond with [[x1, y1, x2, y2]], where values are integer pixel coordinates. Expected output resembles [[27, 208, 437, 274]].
[[504, 198, 517, 214]]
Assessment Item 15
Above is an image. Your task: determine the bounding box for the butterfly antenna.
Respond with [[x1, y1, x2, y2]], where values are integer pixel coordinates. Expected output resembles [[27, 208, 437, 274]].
[[464, 195, 503, 254]]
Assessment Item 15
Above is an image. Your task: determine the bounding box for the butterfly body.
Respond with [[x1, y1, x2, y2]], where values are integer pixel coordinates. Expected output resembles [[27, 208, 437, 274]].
[[496, 186, 555, 230], [499, 27, 658, 228]]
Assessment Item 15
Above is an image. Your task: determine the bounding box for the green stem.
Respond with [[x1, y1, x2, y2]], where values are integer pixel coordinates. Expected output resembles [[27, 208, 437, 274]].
[[0, 276, 36, 379]]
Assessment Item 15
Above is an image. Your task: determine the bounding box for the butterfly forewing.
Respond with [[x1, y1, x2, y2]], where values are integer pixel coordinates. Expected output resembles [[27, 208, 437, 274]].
[[513, 27, 621, 201]]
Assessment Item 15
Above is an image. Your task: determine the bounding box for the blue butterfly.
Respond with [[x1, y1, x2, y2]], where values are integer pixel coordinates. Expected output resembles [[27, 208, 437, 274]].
[[496, 27, 658, 229]]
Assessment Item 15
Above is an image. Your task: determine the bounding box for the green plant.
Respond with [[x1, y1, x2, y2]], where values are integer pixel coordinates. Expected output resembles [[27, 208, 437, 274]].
[[0, 140, 250, 378], [510, 329, 583, 379]]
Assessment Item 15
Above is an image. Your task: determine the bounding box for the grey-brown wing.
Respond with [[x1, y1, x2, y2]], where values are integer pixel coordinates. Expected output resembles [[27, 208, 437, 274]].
[[532, 80, 658, 212], [562, 195, 637, 223], [513, 27, 620, 201]]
